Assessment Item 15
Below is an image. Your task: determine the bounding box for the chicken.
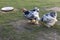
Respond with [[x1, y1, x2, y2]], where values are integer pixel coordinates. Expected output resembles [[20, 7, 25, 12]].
[[21, 7, 40, 24], [40, 11, 58, 27]]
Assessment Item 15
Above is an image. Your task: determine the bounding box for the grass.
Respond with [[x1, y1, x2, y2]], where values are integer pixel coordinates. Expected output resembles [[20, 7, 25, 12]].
[[0, 0, 60, 40]]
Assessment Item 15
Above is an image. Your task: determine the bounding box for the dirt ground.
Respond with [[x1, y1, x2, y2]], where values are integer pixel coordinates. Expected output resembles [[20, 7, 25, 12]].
[[8, 19, 60, 40], [45, 7, 60, 12]]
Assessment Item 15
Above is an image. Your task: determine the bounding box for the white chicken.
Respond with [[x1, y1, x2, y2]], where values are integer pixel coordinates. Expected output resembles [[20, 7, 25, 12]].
[[21, 7, 40, 24], [40, 11, 58, 27]]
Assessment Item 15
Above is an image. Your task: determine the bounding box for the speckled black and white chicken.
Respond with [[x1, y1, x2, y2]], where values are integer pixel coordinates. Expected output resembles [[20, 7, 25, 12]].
[[21, 7, 40, 24], [40, 11, 58, 27]]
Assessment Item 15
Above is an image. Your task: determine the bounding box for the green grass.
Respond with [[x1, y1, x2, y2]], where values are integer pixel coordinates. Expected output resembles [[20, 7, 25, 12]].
[[0, 0, 60, 40]]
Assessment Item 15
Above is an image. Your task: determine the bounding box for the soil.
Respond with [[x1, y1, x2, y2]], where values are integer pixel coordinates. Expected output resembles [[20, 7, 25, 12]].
[[9, 19, 60, 40]]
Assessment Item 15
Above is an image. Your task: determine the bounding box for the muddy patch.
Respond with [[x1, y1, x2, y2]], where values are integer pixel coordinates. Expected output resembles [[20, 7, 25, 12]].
[[45, 7, 60, 12], [9, 20, 39, 32], [2, 19, 60, 40]]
